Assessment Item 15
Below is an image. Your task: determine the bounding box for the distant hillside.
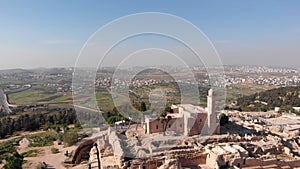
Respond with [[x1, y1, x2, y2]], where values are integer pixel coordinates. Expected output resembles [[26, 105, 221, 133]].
[[236, 86, 300, 112], [30, 67, 73, 74], [0, 68, 33, 74], [0, 68, 72, 75]]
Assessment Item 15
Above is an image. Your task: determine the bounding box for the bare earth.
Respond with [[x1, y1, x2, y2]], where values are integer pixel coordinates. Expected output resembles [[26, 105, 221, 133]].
[[17, 141, 76, 169]]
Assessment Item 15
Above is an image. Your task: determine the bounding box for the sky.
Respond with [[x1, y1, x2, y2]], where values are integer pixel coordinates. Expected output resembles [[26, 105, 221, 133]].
[[0, 0, 300, 69]]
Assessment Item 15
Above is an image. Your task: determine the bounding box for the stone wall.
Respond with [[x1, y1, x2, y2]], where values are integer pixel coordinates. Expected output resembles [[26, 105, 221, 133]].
[[108, 131, 125, 167], [130, 158, 165, 169], [235, 158, 300, 168], [179, 154, 207, 167]]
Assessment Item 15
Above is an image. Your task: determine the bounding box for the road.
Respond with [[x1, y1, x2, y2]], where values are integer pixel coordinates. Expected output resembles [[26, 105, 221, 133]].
[[74, 104, 101, 112], [0, 88, 12, 114]]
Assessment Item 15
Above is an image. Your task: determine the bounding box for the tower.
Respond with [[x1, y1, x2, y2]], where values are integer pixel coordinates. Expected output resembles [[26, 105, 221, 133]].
[[207, 89, 217, 134]]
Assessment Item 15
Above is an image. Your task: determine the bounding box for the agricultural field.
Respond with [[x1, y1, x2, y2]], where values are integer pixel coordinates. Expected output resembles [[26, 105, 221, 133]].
[[7, 86, 117, 113], [7, 85, 72, 105]]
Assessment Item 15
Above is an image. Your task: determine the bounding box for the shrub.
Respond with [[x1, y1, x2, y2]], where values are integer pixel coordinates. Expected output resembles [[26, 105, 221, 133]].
[[36, 162, 46, 169], [63, 130, 78, 146], [51, 147, 59, 154], [21, 149, 40, 157], [107, 116, 126, 125], [29, 132, 57, 147]]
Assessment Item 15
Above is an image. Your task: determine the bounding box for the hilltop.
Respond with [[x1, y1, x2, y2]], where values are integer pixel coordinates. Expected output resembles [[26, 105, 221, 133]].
[[235, 85, 300, 112]]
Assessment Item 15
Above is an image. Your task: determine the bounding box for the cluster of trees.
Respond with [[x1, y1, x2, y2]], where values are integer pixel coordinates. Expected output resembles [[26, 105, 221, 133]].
[[236, 86, 300, 112], [0, 140, 23, 169], [3, 152, 23, 169], [0, 108, 77, 138], [107, 116, 128, 125]]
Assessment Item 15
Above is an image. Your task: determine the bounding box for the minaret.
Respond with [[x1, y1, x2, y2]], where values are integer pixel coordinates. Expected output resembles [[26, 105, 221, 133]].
[[207, 89, 216, 134]]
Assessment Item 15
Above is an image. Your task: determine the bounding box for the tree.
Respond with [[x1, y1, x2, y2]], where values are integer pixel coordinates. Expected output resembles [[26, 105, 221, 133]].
[[141, 101, 147, 112], [107, 115, 127, 125], [107, 111, 112, 118], [74, 120, 82, 129], [112, 107, 119, 115], [164, 106, 172, 113], [259, 105, 267, 112], [219, 113, 229, 126], [107, 116, 119, 125]]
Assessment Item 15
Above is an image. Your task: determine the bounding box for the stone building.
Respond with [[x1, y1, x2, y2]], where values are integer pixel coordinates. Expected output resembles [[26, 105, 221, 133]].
[[206, 144, 249, 168], [143, 89, 220, 136]]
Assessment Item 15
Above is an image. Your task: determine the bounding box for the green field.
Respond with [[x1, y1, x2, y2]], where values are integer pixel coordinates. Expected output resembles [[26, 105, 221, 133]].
[[8, 86, 117, 112], [96, 89, 116, 112], [8, 87, 73, 105]]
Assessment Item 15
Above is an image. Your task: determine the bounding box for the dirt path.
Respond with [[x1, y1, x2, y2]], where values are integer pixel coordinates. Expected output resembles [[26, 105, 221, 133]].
[[0, 130, 46, 143]]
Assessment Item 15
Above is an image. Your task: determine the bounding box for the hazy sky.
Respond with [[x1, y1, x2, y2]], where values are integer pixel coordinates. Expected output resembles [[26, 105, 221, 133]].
[[0, 1, 300, 69]]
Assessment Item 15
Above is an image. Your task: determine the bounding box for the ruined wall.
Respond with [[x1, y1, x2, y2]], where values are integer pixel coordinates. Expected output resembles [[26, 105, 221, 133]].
[[142, 160, 164, 169], [240, 158, 300, 168], [231, 158, 245, 168], [206, 152, 219, 169], [130, 153, 207, 169], [179, 154, 207, 167], [108, 131, 124, 167], [130, 158, 164, 169], [100, 126, 109, 131], [72, 139, 94, 164]]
